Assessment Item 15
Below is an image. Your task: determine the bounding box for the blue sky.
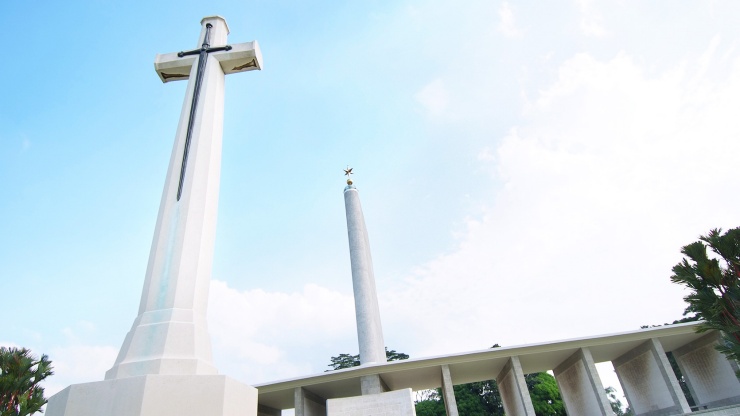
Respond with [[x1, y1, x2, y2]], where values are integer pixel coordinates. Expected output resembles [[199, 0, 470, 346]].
[[2, 0, 740, 408]]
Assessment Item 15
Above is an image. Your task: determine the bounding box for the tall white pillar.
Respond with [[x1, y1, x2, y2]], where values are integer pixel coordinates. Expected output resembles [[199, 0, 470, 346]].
[[343, 179, 387, 367], [105, 16, 232, 380], [47, 16, 261, 415]]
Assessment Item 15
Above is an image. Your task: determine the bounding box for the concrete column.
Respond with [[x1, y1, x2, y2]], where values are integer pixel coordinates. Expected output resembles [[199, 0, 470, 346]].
[[360, 374, 389, 395], [106, 16, 232, 380], [294, 387, 326, 416], [613, 338, 690, 416], [673, 332, 740, 410], [257, 404, 281, 416], [496, 356, 536, 416], [440, 365, 459, 416], [343, 184, 387, 368], [553, 347, 612, 416]]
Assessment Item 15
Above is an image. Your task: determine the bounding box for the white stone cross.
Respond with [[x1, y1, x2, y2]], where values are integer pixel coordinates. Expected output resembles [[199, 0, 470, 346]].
[[105, 16, 262, 380], [155, 17, 262, 200]]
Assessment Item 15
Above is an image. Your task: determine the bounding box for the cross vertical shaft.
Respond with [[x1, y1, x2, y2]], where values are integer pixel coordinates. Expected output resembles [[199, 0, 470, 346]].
[[176, 23, 232, 201], [106, 16, 262, 380]]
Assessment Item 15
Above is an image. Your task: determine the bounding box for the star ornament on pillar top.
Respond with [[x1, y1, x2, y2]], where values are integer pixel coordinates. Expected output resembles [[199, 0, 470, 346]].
[[344, 166, 354, 185]]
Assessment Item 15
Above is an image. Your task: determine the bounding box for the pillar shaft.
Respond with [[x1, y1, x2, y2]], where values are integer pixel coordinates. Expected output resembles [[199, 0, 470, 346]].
[[554, 347, 612, 416], [106, 16, 231, 380], [344, 185, 386, 366], [613, 338, 690, 416], [440, 365, 459, 416], [295, 387, 326, 416], [673, 332, 740, 409], [496, 356, 536, 416], [360, 374, 388, 395]]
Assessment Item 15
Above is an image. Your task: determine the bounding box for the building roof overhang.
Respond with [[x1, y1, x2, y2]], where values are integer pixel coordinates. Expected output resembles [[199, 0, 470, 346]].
[[254, 322, 708, 410]]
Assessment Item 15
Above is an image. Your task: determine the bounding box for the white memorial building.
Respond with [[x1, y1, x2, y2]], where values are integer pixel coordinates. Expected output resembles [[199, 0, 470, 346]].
[[46, 16, 740, 416]]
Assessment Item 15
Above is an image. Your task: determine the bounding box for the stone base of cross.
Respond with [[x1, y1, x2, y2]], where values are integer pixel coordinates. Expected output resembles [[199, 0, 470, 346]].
[[46, 374, 257, 416]]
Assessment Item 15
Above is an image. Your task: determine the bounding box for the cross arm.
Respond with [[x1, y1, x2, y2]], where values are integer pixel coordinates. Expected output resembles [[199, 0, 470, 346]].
[[153, 40, 262, 83], [212, 41, 263, 75], [154, 53, 197, 83]]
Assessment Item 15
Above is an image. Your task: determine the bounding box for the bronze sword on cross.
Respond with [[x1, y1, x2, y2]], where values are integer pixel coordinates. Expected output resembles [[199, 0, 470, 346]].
[[174, 24, 232, 201]]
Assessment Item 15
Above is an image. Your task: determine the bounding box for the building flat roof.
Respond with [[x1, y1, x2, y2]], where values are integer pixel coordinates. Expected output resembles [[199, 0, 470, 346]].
[[255, 322, 708, 410]]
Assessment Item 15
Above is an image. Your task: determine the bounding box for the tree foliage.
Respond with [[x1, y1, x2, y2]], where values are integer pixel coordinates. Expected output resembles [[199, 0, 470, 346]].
[[415, 374, 566, 416], [525, 372, 565, 416], [385, 349, 410, 362], [412, 345, 565, 416], [326, 348, 409, 371], [414, 393, 445, 416], [606, 386, 633, 416], [414, 381, 504, 416], [455, 380, 504, 415], [326, 353, 360, 371], [0, 347, 53, 416], [670, 227, 740, 364]]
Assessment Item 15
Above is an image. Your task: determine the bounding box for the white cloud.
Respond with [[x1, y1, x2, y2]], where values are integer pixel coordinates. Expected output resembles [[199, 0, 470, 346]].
[[576, 0, 607, 37], [414, 78, 449, 118], [1, 324, 118, 397], [382, 41, 740, 358], [497, 2, 520, 38], [477, 147, 496, 162], [208, 280, 357, 383], [45, 344, 118, 396]]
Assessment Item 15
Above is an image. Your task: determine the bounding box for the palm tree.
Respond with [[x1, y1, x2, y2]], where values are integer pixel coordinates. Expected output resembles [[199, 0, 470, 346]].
[[0, 347, 54, 416], [670, 227, 740, 364]]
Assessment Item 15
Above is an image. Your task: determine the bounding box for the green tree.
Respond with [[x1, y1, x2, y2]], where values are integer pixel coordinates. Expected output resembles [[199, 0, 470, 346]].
[[326, 353, 359, 371], [385, 349, 409, 362], [670, 227, 740, 365], [525, 372, 565, 416], [326, 348, 409, 371], [452, 381, 499, 416], [414, 393, 445, 416], [606, 386, 633, 416], [414, 344, 564, 416], [415, 374, 564, 416], [0, 347, 53, 416], [415, 382, 504, 416]]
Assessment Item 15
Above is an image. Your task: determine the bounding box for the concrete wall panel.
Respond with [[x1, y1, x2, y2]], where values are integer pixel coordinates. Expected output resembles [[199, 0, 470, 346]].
[[326, 388, 416, 416], [553, 348, 612, 416], [674, 332, 740, 409], [613, 338, 690, 416]]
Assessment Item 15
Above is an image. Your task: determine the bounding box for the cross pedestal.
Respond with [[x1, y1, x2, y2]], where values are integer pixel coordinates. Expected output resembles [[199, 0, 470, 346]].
[[47, 16, 262, 416]]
